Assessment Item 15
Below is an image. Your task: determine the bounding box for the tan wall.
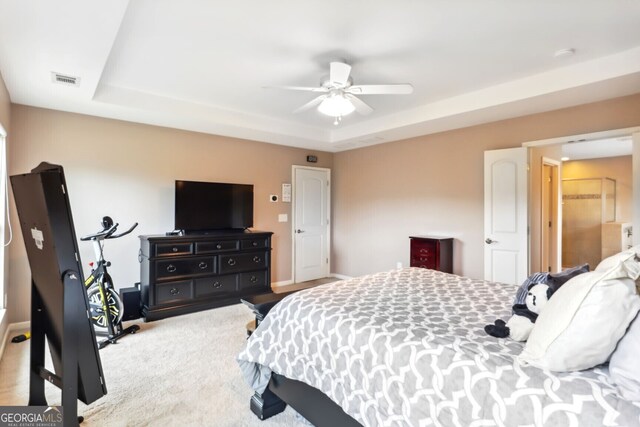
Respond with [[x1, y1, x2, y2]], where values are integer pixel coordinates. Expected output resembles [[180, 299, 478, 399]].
[[0, 71, 10, 342], [333, 93, 640, 279], [8, 105, 332, 322]]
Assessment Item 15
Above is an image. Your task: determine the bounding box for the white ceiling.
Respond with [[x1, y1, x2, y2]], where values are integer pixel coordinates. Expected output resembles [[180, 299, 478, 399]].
[[1, 0, 639, 152], [562, 137, 633, 161]]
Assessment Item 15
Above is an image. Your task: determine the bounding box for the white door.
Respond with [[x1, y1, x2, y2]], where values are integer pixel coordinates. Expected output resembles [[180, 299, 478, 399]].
[[293, 167, 330, 282], [484, 147, 529, 285]]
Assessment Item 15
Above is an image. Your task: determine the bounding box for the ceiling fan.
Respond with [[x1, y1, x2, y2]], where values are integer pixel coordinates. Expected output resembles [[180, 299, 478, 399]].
[[269, 61, 413, 125]]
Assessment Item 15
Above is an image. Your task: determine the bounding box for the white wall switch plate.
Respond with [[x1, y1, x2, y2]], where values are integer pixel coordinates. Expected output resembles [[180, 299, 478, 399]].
[[278, 214, 288, 222]]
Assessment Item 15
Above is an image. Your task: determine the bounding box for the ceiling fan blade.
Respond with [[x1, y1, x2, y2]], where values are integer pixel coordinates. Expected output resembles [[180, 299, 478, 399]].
[[293, 95, 328, 114], [345, 94, 373, 115], [346, 84, 414, 95], [264, 86, 329, 93], [329, 62, 352, 87]]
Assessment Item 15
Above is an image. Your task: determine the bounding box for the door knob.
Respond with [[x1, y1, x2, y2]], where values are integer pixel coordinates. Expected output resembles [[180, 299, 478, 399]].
[[295, 229, 305, 234], [485, 238, 497, 244]]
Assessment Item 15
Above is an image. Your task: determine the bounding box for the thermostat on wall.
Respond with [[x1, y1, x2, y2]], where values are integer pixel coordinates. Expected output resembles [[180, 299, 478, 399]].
[[282, 183, 291, 202]]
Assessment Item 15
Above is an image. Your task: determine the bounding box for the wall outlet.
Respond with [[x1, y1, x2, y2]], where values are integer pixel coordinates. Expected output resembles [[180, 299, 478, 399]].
[[396, 261, 403, 269], [278, 214, 288, 223], [270, 194, 278, 202]]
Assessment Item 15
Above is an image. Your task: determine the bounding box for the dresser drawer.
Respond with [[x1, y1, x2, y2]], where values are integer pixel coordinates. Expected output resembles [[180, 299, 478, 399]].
[[155, 242, 193, 257], [219, 252, 267, 273], [155, 280, 193, 305], [411, 239, 436, 256], [155, 256, 216, 279], [240, 237, 268, 250], [410, 256, 436, 270], [239, 270, 268, 291], [194, 275, 238, 298], [196, 240, 240, 253], [409, 236, 453, 273]]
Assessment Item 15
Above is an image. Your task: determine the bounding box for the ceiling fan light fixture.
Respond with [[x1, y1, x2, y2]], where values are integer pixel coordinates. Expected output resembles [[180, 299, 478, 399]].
[[317, 93, 355, 117]]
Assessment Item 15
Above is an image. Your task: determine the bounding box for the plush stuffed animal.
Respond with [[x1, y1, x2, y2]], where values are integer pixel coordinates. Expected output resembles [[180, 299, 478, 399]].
[[485, 283, 552, 341]]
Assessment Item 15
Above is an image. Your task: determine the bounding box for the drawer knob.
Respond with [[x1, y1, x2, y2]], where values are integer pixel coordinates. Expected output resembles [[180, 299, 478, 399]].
[[198, 261, 208, 269], [419, 249, 430, 254], [166, 264, 177, 273], [170, 287, 180, 295], [216, 244, 222, 249], [253, 256, 261, 263], [228, 258, 236, 266], [250, 275, 258, 283], [212, 281, 222, 289], [252, 241, 258, 247], [172, 247, 178, 252]]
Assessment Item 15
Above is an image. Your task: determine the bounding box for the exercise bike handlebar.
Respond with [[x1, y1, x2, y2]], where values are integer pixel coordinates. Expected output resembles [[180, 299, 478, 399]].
[[80, 222, 138, 241], [80, 223, 118, 241], [108, 222, 138, 239]]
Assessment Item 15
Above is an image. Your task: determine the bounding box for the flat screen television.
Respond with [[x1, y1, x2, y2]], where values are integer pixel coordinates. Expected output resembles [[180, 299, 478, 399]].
[[175, 180, 253, 232]]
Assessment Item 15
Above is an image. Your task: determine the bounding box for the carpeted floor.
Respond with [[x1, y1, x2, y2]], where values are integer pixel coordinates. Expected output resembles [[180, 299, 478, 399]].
[[0, 304, 309, 426]]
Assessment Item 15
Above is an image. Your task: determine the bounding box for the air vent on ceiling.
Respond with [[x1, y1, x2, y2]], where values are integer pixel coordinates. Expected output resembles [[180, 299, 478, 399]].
[[51, 72, 80, 87]]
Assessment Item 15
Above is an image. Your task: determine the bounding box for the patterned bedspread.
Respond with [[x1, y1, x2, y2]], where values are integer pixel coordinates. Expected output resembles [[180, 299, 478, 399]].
[[237, 268, 640, 426]]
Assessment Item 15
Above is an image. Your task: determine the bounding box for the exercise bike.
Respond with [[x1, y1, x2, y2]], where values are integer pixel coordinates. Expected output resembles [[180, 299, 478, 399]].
[[80, 216, 140, 349]]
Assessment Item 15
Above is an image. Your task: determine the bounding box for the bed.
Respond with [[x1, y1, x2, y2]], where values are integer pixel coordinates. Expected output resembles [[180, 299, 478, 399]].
[[237, 267, 640, 426]]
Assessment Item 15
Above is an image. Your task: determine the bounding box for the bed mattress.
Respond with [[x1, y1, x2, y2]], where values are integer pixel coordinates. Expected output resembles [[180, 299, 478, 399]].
[[238, 268, 640, 426]]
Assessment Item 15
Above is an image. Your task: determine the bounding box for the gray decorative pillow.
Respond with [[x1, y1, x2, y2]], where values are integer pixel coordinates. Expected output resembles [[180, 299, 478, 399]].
[[546, 263, 590, 293], [513, 264, 589, 307], [609, 312, 640, 401]]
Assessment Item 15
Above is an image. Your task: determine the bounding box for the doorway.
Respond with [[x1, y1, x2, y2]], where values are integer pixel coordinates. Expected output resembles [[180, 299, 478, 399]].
[[527, 132, 636, 273], [292, 166, 331, 283]]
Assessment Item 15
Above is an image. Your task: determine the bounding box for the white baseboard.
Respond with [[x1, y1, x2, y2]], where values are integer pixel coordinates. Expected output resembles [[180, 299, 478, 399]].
[[330, 273, 353, 280], [0, 320, 30, 362]]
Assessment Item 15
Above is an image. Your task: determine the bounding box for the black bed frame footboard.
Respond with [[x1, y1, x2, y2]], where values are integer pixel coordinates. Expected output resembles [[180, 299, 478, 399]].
[[250, 374, 362, 426]]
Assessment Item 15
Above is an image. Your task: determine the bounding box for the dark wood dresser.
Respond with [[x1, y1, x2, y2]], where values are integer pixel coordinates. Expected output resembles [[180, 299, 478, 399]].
[[139, 230, 273, 321], [409, 235, 453, 273]]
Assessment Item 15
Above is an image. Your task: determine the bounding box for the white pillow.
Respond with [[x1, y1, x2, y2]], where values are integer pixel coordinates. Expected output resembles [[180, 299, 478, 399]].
[[609, 313, 640, 401], [519, 253, 640, 372], [595, 245, 640, 272]]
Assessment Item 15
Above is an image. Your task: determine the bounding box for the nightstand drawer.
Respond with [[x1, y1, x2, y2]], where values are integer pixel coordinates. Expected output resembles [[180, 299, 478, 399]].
[[196, 240, 240, 253], [411, 240, 436, 256], [155, 242, 193, 257], [410, 256, 436, 269], [156, 256, 216, 279], [195, 275, 238, 297], [156, 280, 192, 305], [219, 252, 267, 273], [409, 236, 454, 274]]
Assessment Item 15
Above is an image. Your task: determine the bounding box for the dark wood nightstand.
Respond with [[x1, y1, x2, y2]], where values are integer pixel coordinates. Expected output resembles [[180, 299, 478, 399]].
[[409, 236, 453, 273]]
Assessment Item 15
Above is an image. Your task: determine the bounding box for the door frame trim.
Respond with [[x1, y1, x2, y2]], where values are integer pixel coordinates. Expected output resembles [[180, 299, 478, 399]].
[[291, 165, 331, 283], [541, 157, 561, 272]]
